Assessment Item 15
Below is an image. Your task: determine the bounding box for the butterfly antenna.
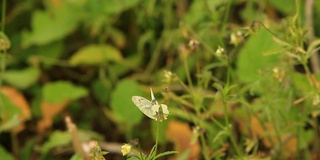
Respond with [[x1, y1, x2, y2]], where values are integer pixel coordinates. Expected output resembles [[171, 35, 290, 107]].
[[154, 87, 169, 99]]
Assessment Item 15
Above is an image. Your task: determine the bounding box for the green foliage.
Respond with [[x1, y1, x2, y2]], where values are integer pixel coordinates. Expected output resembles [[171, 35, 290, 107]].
[[70, 154, 83, 160], [18, 139, 36, 160], [1, 0, 320, 159], [110, 79, 144, 128], [0, 115, 20, 132], [40, 131, 71, 156], [0, 92, 22, 119], [42, 81, 88, 104], [69, 44, 123, 66], [3, 67, 40, 89], [237, 29, 281, 83], [268, 0, 297, 14], [22, 4, 80, 46], [92, 79, 110, 103], [0, 145, 14, 160]]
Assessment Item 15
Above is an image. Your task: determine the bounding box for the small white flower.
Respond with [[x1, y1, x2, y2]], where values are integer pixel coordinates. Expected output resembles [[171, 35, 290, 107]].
[[164, 70, 173, 79], [230, 31, 243, 46], [215, 46, 225, 57], [188, 39, 199, 50], [163, 70, 177, 83], [312, 94, 320, 106], [237, 31, 243, 36]]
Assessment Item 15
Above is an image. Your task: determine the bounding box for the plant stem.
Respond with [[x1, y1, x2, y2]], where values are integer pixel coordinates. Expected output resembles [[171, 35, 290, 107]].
[[146, 37, 162, 74], [154, 121, 160, 159], [0, 52, 6, 119], [199, 133, 210, 160], [221, 0, 233, 34], [1, 0, 6, 31], [221, 97, 243, 159], [221, 60, 243, 159], [136, 144, 145, 160], [0, 0, 7, 122], [305, 0, 319, 73], [183, 55, 193, 92]]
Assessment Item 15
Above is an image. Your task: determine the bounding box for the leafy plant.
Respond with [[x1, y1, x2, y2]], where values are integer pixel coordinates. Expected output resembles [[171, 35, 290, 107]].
[[0, 0, 320, 159]]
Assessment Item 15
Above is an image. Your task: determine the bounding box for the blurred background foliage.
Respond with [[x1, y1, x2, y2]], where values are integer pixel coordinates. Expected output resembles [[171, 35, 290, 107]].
[[1, 0, 320, 159]]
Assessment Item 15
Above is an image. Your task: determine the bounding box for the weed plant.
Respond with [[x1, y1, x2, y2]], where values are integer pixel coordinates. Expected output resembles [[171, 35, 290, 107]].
[[0, 0, 320, 160]]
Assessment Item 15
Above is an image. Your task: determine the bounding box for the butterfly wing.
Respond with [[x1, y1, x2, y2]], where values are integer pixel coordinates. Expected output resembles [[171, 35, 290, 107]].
[[132, 96, 156, 120]]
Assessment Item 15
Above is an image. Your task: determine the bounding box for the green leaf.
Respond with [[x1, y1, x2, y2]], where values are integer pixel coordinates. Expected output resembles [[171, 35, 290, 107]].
[[0, 115, 20, 132], [40, 131, 71, 156], [22, 5, 80, 46], [127, 157, 140, 160], [290, 72, 320, 94], [109, 55, 141, 78], [92, 79, 111, 103], [236, 29, 281, 83], [147, 144, 157, 159], [268, 0, 296, 15], [70, 154, 84, 160], [3, 67, 40, 89], [154, 151, 178, 159], [19, 139, 36, 160], [0, 145, 14, 160], [33, 41, 64, 68], [298, 129, 313, 149], [0, 92, 23, 120], [176, 150, 191, 160], [42, 81, 88, 104], [69, 44, 123, 66], [183, 1, 209, 26], [110, 79, 144, 127], [103, 0, 142, 14]]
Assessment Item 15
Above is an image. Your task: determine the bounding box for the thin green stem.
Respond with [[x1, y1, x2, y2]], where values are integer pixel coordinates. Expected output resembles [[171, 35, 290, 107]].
[[183, 56, 193, 91], [132, 147, 144, 160], [296, 112, 301, 159], [263, 88, 283, 158], [302, 62, 319, 91], [269, 108, 283, 158], [226, 57, 231, 87], [177, 76, 192, 94], [225, 59, 240, 157], [221, 0, 233, 33], [0, 0, 7, 121], [220, 64, 243, 159], [221, 97, 243, 159], [1, 0, 6, 31], [199, 133, 210, 160], [146, 39, 162, 74], [0, 53, 6, 119], [153, 121, 160, 160]]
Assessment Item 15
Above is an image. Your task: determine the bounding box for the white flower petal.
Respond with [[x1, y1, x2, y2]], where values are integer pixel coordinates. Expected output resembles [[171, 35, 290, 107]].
[[160, 104, 169, 114]]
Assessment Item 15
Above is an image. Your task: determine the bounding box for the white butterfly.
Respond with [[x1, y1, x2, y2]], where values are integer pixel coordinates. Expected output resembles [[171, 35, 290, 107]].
[[131, 88, 169, 121]]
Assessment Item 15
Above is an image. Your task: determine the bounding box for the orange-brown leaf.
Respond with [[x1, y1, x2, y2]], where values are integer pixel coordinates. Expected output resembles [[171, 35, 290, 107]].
[[1, 86, 31, 133], [166, 120, 200, 160], [37, 100, 69, 133], [250, 116, 297, 156]]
